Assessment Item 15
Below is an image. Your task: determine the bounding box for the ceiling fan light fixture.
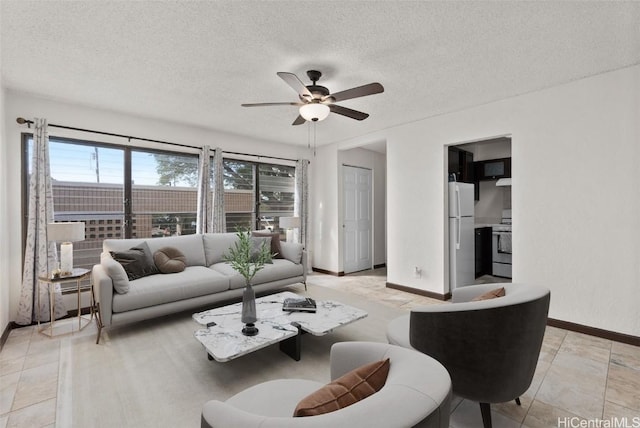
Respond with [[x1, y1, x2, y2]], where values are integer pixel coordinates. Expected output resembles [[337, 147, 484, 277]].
[[299, 103, 330, 122]]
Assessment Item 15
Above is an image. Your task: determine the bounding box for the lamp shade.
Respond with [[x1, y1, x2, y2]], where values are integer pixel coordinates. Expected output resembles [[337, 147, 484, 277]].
[[48, 222, 85, 243], [299, 103, 330, 122], [279, 216, 301, 229]]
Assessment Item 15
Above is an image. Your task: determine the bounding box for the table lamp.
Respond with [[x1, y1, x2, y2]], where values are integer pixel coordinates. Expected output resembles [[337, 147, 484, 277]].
[[279, 216, 301, 243], [48, 222, 85, 275]]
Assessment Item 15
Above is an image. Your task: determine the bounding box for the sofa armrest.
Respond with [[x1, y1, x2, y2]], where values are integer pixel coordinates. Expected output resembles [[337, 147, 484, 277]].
[[92, 264, 114, 327], [202, 400, 268, 428]]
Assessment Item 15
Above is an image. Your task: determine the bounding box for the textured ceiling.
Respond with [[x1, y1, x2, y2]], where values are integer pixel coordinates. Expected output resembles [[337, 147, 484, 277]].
[[2, 1, 640, 149]]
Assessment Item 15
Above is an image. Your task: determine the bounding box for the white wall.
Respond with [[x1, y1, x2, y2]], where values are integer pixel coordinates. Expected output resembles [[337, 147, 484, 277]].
[[310, 143, 339, 272], [322, 65, 640, 336], [0, 85, 9, 333], [338, 147, 386, 270], [3, 90, 310, 321]]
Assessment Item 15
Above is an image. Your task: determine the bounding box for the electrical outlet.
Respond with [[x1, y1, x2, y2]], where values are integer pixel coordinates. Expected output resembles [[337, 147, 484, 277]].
[[414, 266, 422, 278]]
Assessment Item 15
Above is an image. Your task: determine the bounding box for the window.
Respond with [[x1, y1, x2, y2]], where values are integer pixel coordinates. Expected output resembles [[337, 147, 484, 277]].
[[24, 136, 125, 270], [222, 159, 295, 235], [23, 136, 199, 270], [131, 150, 198, 238], [257, 164, 295, 234], [223, 160, 255, 230], [23, 135, 295, 269]]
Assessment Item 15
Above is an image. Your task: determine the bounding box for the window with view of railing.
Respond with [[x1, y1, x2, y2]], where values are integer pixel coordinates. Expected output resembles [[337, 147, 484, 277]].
[[23, 136, 296, 271], [131, 150, 198, 239], [222, 160, 295, 237]]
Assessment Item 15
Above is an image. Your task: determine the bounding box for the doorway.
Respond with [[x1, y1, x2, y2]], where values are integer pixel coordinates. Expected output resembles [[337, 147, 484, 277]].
[[342, 165, 373, 274], [447, 136, 512, 291]]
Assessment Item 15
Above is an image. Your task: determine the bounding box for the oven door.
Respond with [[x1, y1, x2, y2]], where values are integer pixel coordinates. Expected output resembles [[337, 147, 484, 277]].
[[492, 232, 512, 263]]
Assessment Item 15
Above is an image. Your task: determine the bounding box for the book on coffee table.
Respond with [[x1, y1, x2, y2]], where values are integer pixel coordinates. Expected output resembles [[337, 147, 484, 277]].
[[283, 297, 317, 313]]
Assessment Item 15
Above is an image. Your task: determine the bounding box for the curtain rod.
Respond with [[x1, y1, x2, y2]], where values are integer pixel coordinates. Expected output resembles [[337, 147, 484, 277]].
[[15, 117, 302, 163]]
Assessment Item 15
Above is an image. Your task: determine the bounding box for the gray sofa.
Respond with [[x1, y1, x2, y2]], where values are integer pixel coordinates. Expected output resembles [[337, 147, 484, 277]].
[[92, 233, 306, 342]]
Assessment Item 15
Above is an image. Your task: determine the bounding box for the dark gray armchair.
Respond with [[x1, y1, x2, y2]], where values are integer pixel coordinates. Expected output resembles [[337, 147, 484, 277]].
[[386, 283, 550, 428]]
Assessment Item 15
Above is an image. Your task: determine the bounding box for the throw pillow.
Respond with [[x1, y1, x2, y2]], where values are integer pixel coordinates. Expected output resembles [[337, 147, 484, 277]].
[[250, 236, 273, 264], [471, 287, 506, 301], [110, 243, 159, 281], [101, 253, 130, 294], [153, 246, 187, 274], [293, 358, 390, 417], [251, 231, 284, 259]]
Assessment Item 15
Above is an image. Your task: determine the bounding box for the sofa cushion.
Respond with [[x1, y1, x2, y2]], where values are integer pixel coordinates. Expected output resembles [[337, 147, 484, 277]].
[[293, 358, 390, 417], [203, 233, 240, 266], [110, 243, 159, 281], [250, 236, 273, 263], [251, 231, 284, 259], [153, 246, 187, 273], [210, 259, 304, 290], [101, 253, 130, 294], [112, 266, 230, 313]]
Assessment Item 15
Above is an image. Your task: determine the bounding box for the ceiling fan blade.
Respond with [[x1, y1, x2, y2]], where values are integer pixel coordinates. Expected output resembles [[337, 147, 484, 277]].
[[327, 82, 384, 103], [329, 104, 369, 121], [241, 102, 302, 107], [277, 72, 313, 98], [292, 115, 306, 126]]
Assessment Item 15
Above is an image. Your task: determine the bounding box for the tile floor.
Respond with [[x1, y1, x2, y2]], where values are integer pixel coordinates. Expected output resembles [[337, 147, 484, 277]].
[[1, 269, 639, 427]]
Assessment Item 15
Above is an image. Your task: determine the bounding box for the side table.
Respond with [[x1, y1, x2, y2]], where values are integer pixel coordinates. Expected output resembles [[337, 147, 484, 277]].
[[37, 268, 101, 339]]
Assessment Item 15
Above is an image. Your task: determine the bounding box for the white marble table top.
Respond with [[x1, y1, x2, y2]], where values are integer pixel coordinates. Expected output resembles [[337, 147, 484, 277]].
[[192, 291, 368, 362]]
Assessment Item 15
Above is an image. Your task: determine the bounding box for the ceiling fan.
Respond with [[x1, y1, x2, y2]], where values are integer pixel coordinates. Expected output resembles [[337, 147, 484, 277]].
[[241, 70, 384, 125]]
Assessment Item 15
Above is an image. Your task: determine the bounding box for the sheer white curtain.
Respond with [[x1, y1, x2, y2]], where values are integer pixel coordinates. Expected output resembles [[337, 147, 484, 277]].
[[16, 118, 67, 325], [211, 148, 226, 232], [196, 145, 212, 234], [294, 159, 309, 248]]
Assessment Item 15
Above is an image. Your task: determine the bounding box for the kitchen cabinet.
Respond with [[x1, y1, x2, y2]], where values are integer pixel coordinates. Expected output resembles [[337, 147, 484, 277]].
[[448, 147, 474, 183], [475, 227, 492, 278], [475, 157, 511, 181]]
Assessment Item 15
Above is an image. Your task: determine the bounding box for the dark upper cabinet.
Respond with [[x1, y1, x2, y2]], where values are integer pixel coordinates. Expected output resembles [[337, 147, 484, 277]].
[[448, 147, 474, 183], [475, 157, 511, 181]]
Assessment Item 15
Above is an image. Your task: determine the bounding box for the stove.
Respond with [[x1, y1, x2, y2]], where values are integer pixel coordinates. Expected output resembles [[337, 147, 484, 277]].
[[492, 210, 512, 278]]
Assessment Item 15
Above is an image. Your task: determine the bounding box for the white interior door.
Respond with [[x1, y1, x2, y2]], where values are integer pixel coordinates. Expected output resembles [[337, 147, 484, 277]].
[[343, 165, 372, 274]]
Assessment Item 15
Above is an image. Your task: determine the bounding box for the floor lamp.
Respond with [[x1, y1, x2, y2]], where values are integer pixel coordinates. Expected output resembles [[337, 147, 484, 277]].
[[48, 222, 85, 275]]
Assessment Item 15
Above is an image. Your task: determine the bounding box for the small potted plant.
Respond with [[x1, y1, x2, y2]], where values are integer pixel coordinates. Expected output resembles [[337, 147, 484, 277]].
[[224, 228, 273, 336]]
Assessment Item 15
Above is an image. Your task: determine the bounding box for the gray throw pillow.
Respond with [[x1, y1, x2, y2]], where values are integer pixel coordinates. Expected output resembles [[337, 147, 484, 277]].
[[110, 242, 159, 280], [251, 231, 284, 259], [250, 236, 273, 264], [280, 242, 304, 264]]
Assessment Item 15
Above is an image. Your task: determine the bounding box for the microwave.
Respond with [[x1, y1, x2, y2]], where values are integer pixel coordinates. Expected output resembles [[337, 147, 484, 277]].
[[475, 158, 511, 180]]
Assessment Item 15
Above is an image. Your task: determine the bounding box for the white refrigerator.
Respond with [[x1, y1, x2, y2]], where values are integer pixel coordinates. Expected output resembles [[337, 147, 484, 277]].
[[449, 182, 475, 291]]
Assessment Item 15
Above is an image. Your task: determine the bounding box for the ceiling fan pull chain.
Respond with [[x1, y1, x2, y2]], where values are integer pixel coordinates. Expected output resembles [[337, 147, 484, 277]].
[[313, 121, 317, 157]]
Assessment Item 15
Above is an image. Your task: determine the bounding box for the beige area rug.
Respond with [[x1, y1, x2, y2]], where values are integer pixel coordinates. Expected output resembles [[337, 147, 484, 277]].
[[56, 283, 406, 427]]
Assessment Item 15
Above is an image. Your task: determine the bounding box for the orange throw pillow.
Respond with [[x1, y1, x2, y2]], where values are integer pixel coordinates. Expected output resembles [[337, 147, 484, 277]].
[[472, 287, 506, 301], [293, 358, 390, 417]]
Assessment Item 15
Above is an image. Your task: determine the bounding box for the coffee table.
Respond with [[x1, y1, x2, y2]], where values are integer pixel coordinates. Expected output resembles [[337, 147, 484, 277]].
[[192, 291, 368, 362]]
